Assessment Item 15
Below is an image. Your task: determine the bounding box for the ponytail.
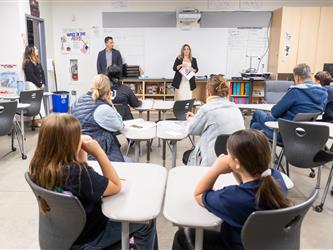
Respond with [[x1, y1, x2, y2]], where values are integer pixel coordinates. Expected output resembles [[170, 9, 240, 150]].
[[227, 129, 291, 210], [90, 74, 111, 101], [256, 174, 291, 209], [208, 74, 228, 97]]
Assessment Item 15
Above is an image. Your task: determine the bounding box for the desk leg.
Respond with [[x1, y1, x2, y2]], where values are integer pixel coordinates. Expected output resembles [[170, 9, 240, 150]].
[[139, 111, 143, 119], [272, 129, 278, 167], [20, 110, 26, 159], [158, 110, 161, 121], [147, 110, 150, 121], [171, 141, 177, 168], [121, 222, 129, 250], [146, 140, 150, 162], [43, 95, 50, 116], [162, 139, 166, 167], [195, 228, 204, 250], [135, 141, 140, 162]]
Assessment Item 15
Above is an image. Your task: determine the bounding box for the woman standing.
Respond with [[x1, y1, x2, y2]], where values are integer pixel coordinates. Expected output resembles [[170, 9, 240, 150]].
[[22, 45, 45, 89], [172, 44, 198, 101]]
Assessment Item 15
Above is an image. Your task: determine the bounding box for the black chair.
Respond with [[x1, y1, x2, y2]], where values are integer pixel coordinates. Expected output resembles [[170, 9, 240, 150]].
[[19, 89, 44, 130], [171, 99, 195, 120], [241, 190, 318, 250], [275, 112, 321, 177], [25, 172, 86, 249], [279, 119, 333, 212], [264, 80, 294, 104], [0, 101, 18, 155], [214, 134, 230, 157], [113, 103, 125, 119]]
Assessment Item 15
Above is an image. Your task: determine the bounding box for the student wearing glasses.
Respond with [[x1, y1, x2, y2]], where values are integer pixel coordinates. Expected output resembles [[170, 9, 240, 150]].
[[184, 74, 245, 167]]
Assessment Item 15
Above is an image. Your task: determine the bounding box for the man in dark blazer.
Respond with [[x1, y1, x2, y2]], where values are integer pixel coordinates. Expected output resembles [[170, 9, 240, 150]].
[[97, 36, 123, 74]]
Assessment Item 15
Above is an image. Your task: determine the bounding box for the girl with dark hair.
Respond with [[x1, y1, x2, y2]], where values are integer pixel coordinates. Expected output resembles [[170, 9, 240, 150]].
[[106, 65, 142, 120], [29, 114, 157, 249], [173, 129, 290, 250]]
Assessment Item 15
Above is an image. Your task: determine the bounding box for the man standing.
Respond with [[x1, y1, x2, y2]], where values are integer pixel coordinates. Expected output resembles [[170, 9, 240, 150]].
[[97, 36, 123, 74]]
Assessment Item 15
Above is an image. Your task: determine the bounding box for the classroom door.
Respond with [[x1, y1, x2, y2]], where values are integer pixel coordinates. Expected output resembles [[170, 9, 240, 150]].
[[25, 14, 48, 91]]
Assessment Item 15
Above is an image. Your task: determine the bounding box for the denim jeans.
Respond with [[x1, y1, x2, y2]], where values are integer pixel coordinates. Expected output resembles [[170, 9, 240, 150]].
[[75, 219, 157, 250], [250, 110, 276, 139]]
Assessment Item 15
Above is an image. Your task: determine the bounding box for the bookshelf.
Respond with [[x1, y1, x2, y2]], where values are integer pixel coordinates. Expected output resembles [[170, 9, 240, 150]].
[[229, 80, 252, 104]]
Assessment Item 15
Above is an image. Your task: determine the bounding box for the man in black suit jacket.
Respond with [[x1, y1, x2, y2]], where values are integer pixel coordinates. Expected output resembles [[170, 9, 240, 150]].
[[97, 36, 123, 74]]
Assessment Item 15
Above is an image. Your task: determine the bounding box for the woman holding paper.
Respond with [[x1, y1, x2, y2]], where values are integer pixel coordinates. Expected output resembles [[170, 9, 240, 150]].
[[172, 44, 198, 100]]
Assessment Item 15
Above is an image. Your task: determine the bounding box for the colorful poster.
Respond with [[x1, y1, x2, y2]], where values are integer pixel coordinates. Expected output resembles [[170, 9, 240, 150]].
[[61, 29, 90, 55], [0, 64, 17, 89]]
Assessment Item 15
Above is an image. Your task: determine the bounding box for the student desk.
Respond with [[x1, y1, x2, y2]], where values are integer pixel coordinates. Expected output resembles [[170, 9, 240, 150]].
[[235, 103, 273, 112], [163, 166, 294, 250], [88, 161, 167, 250], [121, 119, 156, 162], [1, 92, 53, 115], [153, 100, 175, 120], [265, 121, 333, 166], [135, 99, 154, 120], [156, 120, 188, 168]]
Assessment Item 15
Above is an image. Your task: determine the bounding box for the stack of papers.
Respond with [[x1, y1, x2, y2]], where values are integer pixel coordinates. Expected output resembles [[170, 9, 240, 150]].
[[179, 67, 195, 80]]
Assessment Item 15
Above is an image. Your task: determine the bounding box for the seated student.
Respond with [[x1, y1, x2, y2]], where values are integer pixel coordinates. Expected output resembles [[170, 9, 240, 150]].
[[314, 71, 333, 122], [185, 74, 245, 167], [106, 65, 142, 120], [71, 74, 125, 162], [29, 114, 157, 250], [251, 63, 327, 138], [173, 129, 290, 250]]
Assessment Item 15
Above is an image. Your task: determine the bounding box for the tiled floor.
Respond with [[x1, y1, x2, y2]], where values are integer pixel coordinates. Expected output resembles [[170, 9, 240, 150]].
[[0, 113, 332, 249]]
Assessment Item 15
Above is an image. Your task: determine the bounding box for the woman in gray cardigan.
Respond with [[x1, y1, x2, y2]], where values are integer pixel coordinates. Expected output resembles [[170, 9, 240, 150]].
[[186, 75, 245, 167]]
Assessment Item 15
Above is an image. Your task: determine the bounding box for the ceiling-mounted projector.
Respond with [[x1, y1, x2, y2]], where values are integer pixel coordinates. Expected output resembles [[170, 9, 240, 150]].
[[176, 9, 201, 23]]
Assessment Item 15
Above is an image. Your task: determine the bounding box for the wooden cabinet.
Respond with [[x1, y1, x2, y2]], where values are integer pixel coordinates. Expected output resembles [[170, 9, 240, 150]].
[[315, 7, 333, 73], [268, 7, 331, 79]]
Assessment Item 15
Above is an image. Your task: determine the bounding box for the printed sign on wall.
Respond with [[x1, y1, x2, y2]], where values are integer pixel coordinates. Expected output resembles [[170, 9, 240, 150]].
[[61, 29, 90, 55]]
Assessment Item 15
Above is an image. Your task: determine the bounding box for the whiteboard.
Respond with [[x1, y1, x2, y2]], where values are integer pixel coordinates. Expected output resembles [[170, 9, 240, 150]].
[[104, 27, 268, 78]]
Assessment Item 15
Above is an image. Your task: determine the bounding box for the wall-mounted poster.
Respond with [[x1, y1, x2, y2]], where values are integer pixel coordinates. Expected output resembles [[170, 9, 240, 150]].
[[29, 0, 40, 17], [0, 64, 17, 89], [61, 29, 90, 55]]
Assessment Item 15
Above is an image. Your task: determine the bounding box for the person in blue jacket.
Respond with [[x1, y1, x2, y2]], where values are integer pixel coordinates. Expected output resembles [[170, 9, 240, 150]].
[[250, 63, 328, 138], [314, 71, 333, 122]]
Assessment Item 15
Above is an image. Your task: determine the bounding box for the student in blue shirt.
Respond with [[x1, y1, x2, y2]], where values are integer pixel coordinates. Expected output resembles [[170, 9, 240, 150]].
[[314, 71, 333, 122], [29, 114, 158, 249], [172, 129, 290, 250], [251, 63, 327, 138]]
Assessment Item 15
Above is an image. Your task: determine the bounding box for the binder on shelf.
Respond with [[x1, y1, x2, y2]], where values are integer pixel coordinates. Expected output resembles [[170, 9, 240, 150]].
[[245, 82, 251, 95], [233, 82, 237, 95], [240, 82, 245, 95], [237, 82, 241, 95]]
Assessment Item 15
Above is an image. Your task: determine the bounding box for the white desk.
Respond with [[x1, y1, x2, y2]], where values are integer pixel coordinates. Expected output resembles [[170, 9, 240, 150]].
[[1, 92, 53, 115], [156, 120, 188, 168], [88, 161, 167, 250], [265, 120, 333, 166], [153, 100, 175, 120], [236, 103, 273, 112], [163, 166, 293, 250], [135, 99, 154, 121], [121, 119, 156, 162]]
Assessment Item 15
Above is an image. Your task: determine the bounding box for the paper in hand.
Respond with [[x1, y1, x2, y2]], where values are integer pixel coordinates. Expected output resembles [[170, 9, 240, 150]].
[[179, 67, 195, 80]]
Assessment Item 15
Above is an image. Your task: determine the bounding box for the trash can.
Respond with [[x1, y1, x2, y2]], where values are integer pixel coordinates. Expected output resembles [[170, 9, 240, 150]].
[[52, 91, 69, 113]]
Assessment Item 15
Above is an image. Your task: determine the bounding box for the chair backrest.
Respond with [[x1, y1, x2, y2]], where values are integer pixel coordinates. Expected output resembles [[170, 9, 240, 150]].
[[20, 89, 43, 116], [0, 101, 17, 136], [264, 80, 294, 104], [241, 190, 318, 250], [25, 172, 86, 250], [214, 134, 230, 157], [173, 99, 195, 120], [113, 103, 125, 118], [293, 112, 321, 122], [279, 119, 329, 168]]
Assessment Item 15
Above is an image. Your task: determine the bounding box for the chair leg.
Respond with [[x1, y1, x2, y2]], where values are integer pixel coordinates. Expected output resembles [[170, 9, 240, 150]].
[[32, 116, 36, 131], [11, 127, 16, 151], [188, 136, 195, 147], [314, 165, 333, 213], [309, 168, 316, 178], [125, 140, 131, 156]]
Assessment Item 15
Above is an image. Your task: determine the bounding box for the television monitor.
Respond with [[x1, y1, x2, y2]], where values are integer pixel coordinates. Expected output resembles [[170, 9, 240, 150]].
[[323, 63, 333, 77]]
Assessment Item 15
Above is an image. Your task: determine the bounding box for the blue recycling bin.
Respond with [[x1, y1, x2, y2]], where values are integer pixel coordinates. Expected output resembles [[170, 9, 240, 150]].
[[52, 91, 69, 113]]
